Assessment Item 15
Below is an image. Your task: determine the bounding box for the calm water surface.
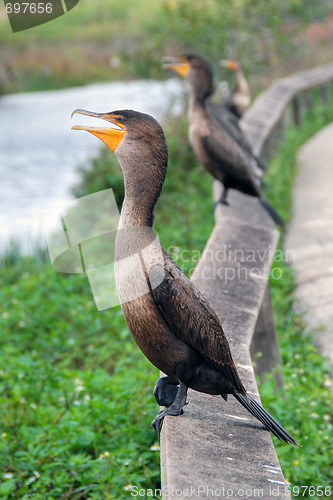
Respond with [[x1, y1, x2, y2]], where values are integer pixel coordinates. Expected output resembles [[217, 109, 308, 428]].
[[0, 79, 183, 254]]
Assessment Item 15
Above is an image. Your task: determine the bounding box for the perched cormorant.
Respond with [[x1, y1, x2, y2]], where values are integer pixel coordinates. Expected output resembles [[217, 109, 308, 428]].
[[163, 55, 267, 173], [165, 54, 284, 228], [219, 59, 251, 119], [71, 108, 298, 445]]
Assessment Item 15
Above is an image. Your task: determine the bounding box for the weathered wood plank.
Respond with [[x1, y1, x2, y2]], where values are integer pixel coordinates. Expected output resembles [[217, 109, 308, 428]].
[[242, 61, 333, 153], [292, 95, 302, 126], [160, 189, 288, 499], [159, 61, 333, 499], [304, 90, 313, 112], [320, 84, 330, 105], [251, 286, 284, 390]]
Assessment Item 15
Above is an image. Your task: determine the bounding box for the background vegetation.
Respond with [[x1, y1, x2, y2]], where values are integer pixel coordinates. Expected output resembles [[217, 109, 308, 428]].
[[1, 0, 333, 92]]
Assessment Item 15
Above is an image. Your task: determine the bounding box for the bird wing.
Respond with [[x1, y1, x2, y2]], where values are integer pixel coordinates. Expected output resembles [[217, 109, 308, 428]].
[[202, 124, 261, 193], [148, 255, 245, 393], [207, 101, 245, 144], [222, 94, 242, 119], [207, 101, 267, 173]]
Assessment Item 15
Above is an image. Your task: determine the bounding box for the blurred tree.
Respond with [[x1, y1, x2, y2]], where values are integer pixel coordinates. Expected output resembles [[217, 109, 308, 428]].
[[159, 0, 332, 74]]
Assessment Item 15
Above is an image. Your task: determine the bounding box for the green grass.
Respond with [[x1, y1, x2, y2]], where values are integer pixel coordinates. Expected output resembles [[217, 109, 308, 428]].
[[1, 94, 333, 498], [0, 256, 160, 499], [258, 94, 333, 494]]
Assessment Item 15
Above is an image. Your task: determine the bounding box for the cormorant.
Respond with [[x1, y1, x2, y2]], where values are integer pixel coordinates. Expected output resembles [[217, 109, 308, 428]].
[[165, 54, 284, 228], [71, 108, 298, 445], [219, 59, 251, 119]]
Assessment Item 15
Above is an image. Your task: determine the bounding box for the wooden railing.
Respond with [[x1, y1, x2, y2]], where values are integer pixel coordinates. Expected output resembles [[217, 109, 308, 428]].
[[160, 62, 333, 499]]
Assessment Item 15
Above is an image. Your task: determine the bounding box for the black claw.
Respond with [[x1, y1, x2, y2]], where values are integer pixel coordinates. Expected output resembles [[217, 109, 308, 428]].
[[152, 410, 166, 442], [152, 416, 161, 437], [152, 382, 188, 441]]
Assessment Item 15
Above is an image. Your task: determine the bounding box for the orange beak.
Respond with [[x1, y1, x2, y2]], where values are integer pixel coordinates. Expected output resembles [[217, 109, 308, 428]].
[[219, 59, 239, 71], [162, 57, 190, 78], [71, 109, 125, 152]]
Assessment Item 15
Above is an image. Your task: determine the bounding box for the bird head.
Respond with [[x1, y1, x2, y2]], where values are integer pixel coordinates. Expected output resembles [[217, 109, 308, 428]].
[[71, 109, 168, 199], [163, 54, 215, 100], [219, 60, 240, 71], [72, 108, 167, 158], [162, 55, 191, 78]]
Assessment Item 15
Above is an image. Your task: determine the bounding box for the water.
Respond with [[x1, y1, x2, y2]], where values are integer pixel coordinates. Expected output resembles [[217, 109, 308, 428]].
[[0, 79, 183, 254]]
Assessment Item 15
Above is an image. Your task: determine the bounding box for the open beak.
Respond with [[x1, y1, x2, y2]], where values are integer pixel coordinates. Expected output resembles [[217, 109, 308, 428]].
[[162, 57, 190, 78], [71, 109, 125, 152], [219, 59, 238, 71]]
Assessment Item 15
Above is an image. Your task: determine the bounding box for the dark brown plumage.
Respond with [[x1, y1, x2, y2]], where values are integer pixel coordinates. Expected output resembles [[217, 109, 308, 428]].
[[72, 108, 298, 445], [167, 54, 284, 228], [207, 101, 268, 173]]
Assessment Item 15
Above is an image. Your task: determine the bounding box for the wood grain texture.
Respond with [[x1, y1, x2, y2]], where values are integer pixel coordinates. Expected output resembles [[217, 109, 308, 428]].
[[160, 61, 333, 499]]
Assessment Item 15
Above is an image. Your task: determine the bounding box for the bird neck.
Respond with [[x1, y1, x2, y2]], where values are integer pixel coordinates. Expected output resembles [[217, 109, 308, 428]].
[[121, 192, 155, 227], [189, 71, 214, 105], [235, 66, 249, 96], [117, 149, 167, 229]]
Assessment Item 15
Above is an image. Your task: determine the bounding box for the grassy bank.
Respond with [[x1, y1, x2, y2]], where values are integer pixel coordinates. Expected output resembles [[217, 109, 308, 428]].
[[0, 117, 214, 498], [258, 96, 333, 491], [1, 0, 333, 93], [0, 0, 164, 92], [1, 97, 333, 498]]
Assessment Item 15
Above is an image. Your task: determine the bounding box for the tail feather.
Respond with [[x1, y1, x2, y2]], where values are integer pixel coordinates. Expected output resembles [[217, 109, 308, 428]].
[[260, 198, 285, 229], [254, 154, 268, 172], [233, 392, 300, 446]]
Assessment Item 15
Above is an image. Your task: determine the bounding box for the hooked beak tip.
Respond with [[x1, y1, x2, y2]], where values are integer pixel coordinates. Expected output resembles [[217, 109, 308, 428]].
[[71, 108, 97, 120], [71, 109, 80, 119]]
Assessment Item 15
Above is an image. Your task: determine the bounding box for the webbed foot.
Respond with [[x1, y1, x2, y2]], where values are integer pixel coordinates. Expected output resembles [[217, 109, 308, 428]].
[[152, 382, 188, 441], [153, 376, 179, 407]]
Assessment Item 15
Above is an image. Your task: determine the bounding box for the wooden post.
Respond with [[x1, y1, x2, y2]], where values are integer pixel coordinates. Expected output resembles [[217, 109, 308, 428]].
[[251, 286, 284, 390], [268, 114, 285, 154], [304, 90, 313, 113], [292, 95, 301, 126], [320, 84, 330, 105]]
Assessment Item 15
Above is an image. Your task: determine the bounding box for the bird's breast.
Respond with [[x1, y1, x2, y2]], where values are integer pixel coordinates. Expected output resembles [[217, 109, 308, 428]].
[[114, 228, 190, 377], [189, 122, 211, 165]]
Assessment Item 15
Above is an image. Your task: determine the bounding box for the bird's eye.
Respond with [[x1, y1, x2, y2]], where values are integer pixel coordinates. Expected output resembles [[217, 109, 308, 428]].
[[117, 116, 123, 123]]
